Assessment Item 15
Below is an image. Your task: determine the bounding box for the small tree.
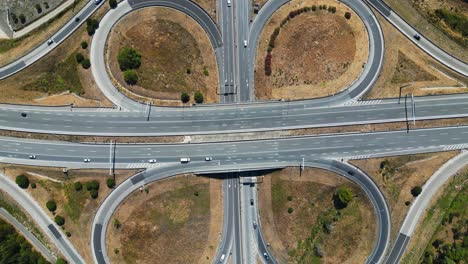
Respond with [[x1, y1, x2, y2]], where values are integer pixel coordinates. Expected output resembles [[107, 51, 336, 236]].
[[89, 180, 100, 191], [86, 19, 99, 36], [287, 207, 294, 214], [335, 187, 354, 209], [106, 178, 116, 188], [123, 70, 138, 85], [90, 189, 98, 199], [113, 218, 121, 229], [194, 91, 204, 104], [74, 181, 82, 191], [66, 231, 71, 237], [35, 4, 42, 14], [75, 53, 84, 63], [15, 175, 29, 189], [411, 186, 422, 197], [19, 14, 26, 24], [181, 92, 190, 103], [109, 0, 118, 9], [55, 215, 65, 226], [31, 183, 36, 189], [81, 59, 91, 69], [344, 12, 352, 19], [118, 47, 142, 71], [55, 258, 67, 264], [81, 41, 88, 49], [46, 200, 57, 212], [287, 195, 293, 201]]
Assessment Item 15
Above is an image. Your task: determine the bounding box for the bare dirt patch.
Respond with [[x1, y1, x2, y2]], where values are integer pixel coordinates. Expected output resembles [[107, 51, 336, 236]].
[[107, 7, 218, 106], [365, 8, 467, 99], [255, 0, 368, 100], [107, 175, 222, 264], [350, 151, 458, 245], [257, 167, 375, 263], [0, 165, 138, 264]]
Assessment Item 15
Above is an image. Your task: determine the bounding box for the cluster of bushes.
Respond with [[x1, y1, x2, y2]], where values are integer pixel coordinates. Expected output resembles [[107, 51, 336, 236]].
[[74, 180, 100, 199], [118, 47, 142, 85], [35, 4, 42, 14], [434, 9, 468, 37], [86, 19, 100, 36], [180, 91, 204, 104], [75, 52, 91, 69], [10, 13, 26, 24], [264, 5, 340, 76]]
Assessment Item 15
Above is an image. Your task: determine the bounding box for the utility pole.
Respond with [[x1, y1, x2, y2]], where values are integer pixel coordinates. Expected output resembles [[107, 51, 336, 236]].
[[398, 84, 412, 104], [109, 140, 116, 177], [146, 102, 152, 121], [405, 95, 409, 133], [411, 93, 416, 125]]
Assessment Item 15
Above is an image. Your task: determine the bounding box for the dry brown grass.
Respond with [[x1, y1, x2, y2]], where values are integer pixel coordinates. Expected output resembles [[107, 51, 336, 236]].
[[255, 0, 368, 100], [0, 165, 138, 263], [193, 0, 217, 21], [107, 7, 218, 106], [350, 151, 458, 245], [0, 3, 112, 106], [107, 174, 222, 264], [365, 8, 467, 99], [0, 0, 87, 66], [258, 167, 375, 263]]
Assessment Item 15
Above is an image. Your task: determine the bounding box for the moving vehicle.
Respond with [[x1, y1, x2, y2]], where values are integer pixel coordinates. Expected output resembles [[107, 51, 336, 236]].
[[220, 254, 225, 262], [263, 252, 269, 260], [94, 0, 102, 4], [83, 158, 91, 163], [253, 221, 257, 229], [244, 40, 248, 47], [250, 199, 254, 206], [148, 159, 157, 163], [29, 155, 36, 159], [348, 170, 355, 176], [227, 0, 230, 7], [205, 157, 213, 161], [413, 34, 421, 41], [180, 157, 190, 163], [21, 113, 27, 117], [47, 39, 53, 45]]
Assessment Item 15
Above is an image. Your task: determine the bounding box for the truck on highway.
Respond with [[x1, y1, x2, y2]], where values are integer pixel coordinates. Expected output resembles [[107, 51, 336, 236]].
[[180, 157, 190, 163]]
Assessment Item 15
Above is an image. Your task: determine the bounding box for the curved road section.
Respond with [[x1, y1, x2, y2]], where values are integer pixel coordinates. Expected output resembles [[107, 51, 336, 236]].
[[386, 151, 468, 263], [248, 0, 384, 105], [367, 0, 467, 77], [91, 160, 390, 264], [91, 0, 222, 111]]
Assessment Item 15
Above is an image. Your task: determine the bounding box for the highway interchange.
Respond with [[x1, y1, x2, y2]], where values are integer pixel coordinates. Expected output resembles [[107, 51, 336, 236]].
[[0, 0, 467, 263]]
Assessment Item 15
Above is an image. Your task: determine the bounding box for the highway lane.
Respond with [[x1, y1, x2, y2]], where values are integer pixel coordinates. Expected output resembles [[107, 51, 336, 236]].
[[235, 0, 251, 101], [2, 95, 468, 135], [0, 174, 85, 263], [386, 151, 468, 264], [2, 125, 468, 169], [214, 175, 236, 263], [0, 1, 102, 80], [91, 160, 389, 264], [219, 0, 236, 102], [367, 0, 468, 76]]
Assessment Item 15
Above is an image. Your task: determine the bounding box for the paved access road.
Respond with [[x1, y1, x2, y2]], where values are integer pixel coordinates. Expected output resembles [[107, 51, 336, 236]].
[[386, 151, 468, 264], [0, 175, 85, 263], [91, 160, 389, 264], [1, 94, 468, 136]]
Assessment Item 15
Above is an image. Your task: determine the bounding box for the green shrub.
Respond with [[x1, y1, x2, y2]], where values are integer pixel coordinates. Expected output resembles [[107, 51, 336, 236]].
[[86, 19, 99, 35], [106, 178, 116, 188], [75, 53, 84, 63], [288, 207, 294, 214], [287, 195, 293, 201], [31, 183, 36, 189], [435, 9, 468, 37], [411, 186, 422, 197], [334, 187, 354, 209], [123, 70, 138, 85], [74, 181, 82, 191], [90, 189, 98, 199], [46, 200, 57, 212], [194, 91, 204, 104], [344, 12, 351, 19], [56, 258, 67, 264], [81, 41, 88, 49], [118, 47, 142, 71], [109, 0, 117, 9], [15, 175, 29, 189], [81, 59, 91, 69], [203, 67, 209, 76], [113, 218, 121, 229], [181, 92, 190, 103], [65, 231, 71, 237], [54, 215, 65, 226]]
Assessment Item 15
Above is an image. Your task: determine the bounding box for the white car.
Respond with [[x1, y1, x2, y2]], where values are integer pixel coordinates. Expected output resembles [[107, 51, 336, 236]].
[[148, 159, 157, 163], [29, 155, 36, 159], [94, 0, 102, 4], [83, 158, 91, 163], [205, 157, 213, 161], [227, 0, 231, 7], [243, 40, 248, 47]]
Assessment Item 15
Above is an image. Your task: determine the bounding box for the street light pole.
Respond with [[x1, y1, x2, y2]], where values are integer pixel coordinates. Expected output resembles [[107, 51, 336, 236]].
[[405, 95, 409, 133], [109, 140, 113, 176], [399, 84, 412, 104], [411, 93, 416, 125], [146, 102, 152, 121]]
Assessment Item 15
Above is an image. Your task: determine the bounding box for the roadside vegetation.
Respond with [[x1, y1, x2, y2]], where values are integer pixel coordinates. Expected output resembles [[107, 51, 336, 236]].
[[401, 171, 468, 263], [0, 218, 49, 263], [258, 168, 375, 263]]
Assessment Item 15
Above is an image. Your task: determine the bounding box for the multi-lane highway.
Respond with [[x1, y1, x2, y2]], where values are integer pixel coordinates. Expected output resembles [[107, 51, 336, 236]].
[[1, 0, 467, 263]]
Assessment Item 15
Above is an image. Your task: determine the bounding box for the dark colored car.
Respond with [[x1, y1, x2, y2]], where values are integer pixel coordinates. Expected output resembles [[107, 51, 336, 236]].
[[250, 199, 254, 206], [413, 34, 421, 40]]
